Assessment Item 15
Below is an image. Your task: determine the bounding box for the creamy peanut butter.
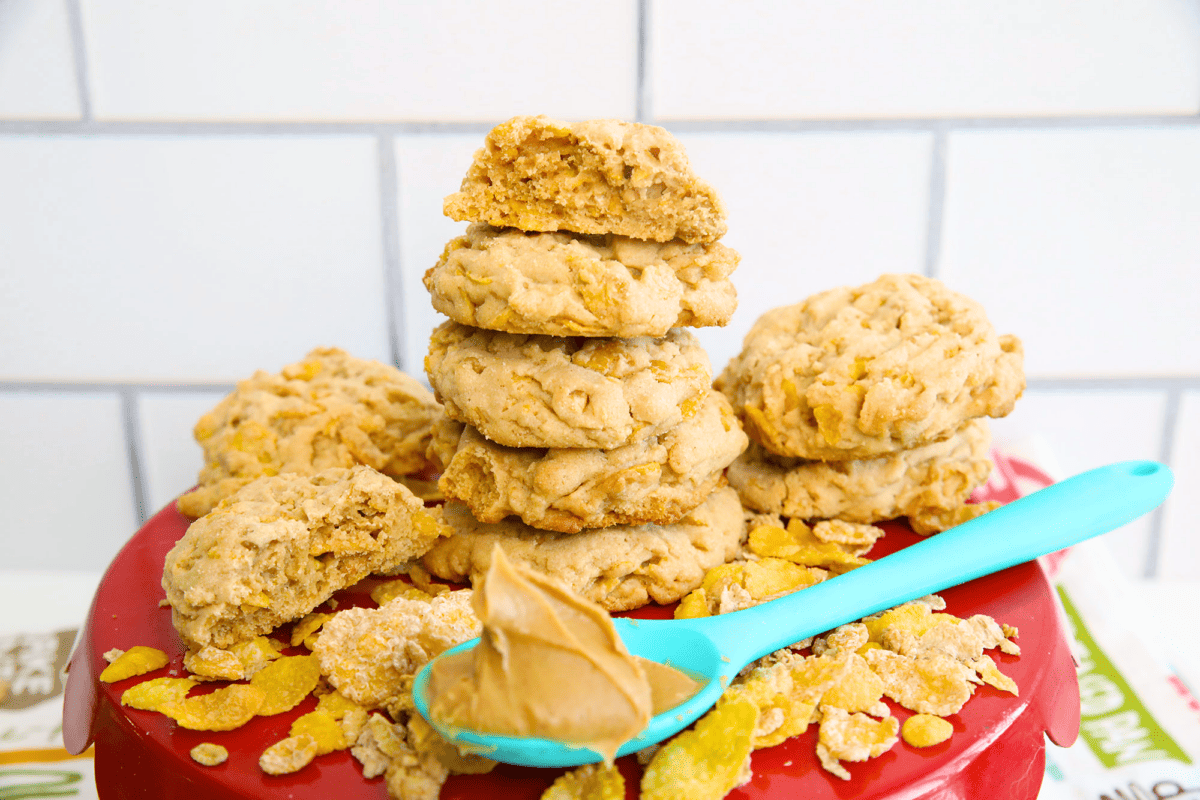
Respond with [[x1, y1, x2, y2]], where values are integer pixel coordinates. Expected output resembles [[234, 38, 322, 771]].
[[427, 546, 698, 762]]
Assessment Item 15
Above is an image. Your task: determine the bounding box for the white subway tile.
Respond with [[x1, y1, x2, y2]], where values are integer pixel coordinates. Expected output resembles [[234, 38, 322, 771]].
[[677, 131, 932, 374], [137, 390, 229, 515], [988, 389, 1168, 580], [81, 1, 636, 122], [0, 0, 80, 119], [1159, 391, 1200, 580], [939, 128, 1200, 378], [0, 136, 391, 382], [394, 135, 481, 377], [0, 392, 138, 571], [652, 0, 1200, 119]]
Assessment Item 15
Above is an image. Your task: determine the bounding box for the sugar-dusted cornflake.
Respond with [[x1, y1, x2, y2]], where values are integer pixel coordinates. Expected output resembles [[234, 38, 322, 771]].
[[352, 713, 406, 779], [821, 653, 888, 717], [674, 558, 826, 618], [291, 612, 332, 648], [748, 520, 870, 572], [811, 623, 868, 658], [970, 654, 1018, 696], [260, 734, 319, 775], [230, 636, 283, 677], [407, 713, 496, 775], [901, 714, 953, 748], [102, 648, 125, 663], [385, 738, 449, 800], [162, 683, 265, 731], [290, 709, 347, 754], [341, 706, 369, 745], [190, 742, 229, 766], [727, 651, 836, 749], [963, 613, 1021, 656], [184, 645, 244, 681], [816, 705, 899, 779], [121, 677, 197, 711], [371, 580, 433, 607], [99, 646, 169, 683], [865, 649, 975, 716], [909, 501, 1001, 536], [251, 654, 322, 716], [542, 762, 625, 800], [811, 520, 884, 553], [641, 694, 757, 800]]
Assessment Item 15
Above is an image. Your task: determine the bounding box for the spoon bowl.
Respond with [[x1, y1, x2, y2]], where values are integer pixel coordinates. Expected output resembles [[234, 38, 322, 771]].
[[413, 460, 1174, 768]]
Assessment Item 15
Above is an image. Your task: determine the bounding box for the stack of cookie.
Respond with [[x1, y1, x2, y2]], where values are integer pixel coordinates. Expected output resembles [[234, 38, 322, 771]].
[[418, 116, 750, 611], [717, 273, 1025, 534]]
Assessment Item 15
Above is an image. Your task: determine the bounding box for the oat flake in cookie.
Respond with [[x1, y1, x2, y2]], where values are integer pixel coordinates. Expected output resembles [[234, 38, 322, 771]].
[[178, 347, 441, 518], [423, 487, 746, 612], [425, 322, 712, 450], [430, 389, 748, 534], [727, 418, 994, 525], [424, 224, 738, 338], [717, 274, 1024, 461], [444, 115, 728, 244]]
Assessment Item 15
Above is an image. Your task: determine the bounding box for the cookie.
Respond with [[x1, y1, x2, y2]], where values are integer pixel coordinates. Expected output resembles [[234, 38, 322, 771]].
[[424, 224, 738, 338], [443, 116, 727, 244], [178, 347, 441, 518], [727, 418, 993, 524], [425, 322, 712, 449], [422, 487, 746, 612], [716, 274, 1024, 461], [430, 389, 748, 533], [163, 466, 450, 650]]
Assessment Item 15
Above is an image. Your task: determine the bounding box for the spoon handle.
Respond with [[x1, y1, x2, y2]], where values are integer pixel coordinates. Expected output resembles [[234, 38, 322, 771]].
[[683, 460, 1174, 670]]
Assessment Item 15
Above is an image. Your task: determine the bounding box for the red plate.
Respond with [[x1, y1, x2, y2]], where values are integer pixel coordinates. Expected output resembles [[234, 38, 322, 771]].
[[64, 499, 1079, 800]]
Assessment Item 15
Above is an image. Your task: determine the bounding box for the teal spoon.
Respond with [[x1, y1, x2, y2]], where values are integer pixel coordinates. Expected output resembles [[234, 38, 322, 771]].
[[413, 460, 1173, 768]]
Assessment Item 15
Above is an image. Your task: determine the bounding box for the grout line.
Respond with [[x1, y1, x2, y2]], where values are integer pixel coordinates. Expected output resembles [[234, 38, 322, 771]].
[[3, 114, 1200, 137], [119, 388, 148, 527], [923, 126, 948, 279], [63, 0, 93, 121], [377, 135, 407, 372], [636, 0, 650, 123], [1144, 388, 1182, 579]]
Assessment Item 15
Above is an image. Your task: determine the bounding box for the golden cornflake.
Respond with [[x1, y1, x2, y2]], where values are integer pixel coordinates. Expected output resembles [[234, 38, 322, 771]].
[[370, 580, 433, 607], [230, 636, 283, 677], [811, 520, 884, 553], [189, 742, 229, 766], [901, 714, 953, 748], [259, 734, 319, 775], [865, 649, 975, 716], [290, 709, 347, 754], [290, 613, 332, 647], [542, 762, 625, 800], [726, 651, 837, 749], [821, 653, 888, 717], [250, 654, 322, 716], [184, 645, 244, 681], [162, 683, 266, 731], [863, 603, 939, 645], [99, 646, 169, 683], [674, 558, 826, 618], [748, 521, 870, 572], [121, 677, 197, 711], [315, 689, 366, 720], [816, 705, 899, 780], [641, 694, 757, 800]]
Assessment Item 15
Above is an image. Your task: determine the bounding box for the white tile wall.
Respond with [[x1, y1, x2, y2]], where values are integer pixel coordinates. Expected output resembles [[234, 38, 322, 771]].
[[0, 0, 80, 119], [677, 132, 933, 372], [80, 0, 637, 122], [652, 0, 1200, 119], [938, 128, 1200, 378], [394, 136, 482, 376], [137, 391, 229, 515], [1159, 392, 1200, 580], [989, 390, 1169, 580], [0, 392, 137, 571], [0, 136, 391, 382], [0, 4, 1195, 583]]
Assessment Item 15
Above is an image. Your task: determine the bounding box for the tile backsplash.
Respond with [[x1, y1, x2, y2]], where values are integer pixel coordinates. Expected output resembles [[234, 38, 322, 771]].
[[2, 1, 1197, 580]]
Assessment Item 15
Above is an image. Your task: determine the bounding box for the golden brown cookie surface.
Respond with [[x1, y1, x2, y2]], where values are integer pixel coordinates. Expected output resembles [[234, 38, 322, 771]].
[[423, 487, 746, 612], [424, 224, 738, 338], [443, 116, 727, 244], [727, 419, 993, 524], [717, 274, 1024, 461], [178, 347, 440, 518], [431, 389, 748, 533], [425, 322, 712, 450]]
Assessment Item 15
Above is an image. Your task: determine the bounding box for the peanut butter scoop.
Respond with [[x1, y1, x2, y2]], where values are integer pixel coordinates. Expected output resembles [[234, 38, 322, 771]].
[[426, 546, 698, 763]]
